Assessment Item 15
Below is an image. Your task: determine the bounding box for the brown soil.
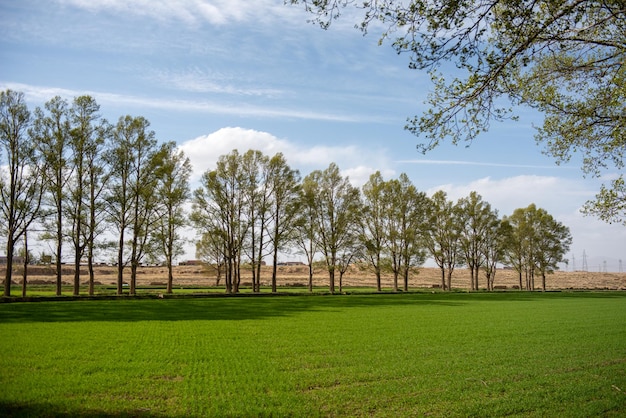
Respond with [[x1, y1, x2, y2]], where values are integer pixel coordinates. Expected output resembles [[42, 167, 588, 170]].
[[3, 264, 626, 291]]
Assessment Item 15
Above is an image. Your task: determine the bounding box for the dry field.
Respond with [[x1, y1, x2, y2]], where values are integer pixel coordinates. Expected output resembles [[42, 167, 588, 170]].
[[4, 263, 626, 291]]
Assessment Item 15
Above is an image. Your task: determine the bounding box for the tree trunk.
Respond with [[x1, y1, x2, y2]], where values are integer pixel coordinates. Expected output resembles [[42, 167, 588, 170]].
[[88, 258, 95, 296], [73, 248, 81, 296], [21, 233, 28, 298], [166, 253, 174, 294], [339, 271, 344, 293], [272, 249, 279, 293], [403, 267, 409, 292], [55, 215, 63, 296], [375, 253, 382, 292], [4, 234, 15, 297], [117, 229, 125, 295], [440, 267, 446, 290], [130, 262, 138, 295]]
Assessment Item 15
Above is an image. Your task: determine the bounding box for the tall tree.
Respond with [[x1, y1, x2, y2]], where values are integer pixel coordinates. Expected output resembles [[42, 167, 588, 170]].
[[481, 218, 510, 291], [153, 142, 192, 294], [67, 96, 102, 295], [291, 0, 626, 222], [360, 171, 388, 291], [266, 153, 301, 293], [457, 191, 499, 291], [241, 150, 271, 292], [534, 212, 572, 291], [306, 163, 361, 293], [81, 114, 111, 295], [126, 120, 160, 295], [424, 191, 462, 291], [294, 174, 321, 292], [504, 204, 572, 291], [0, 90, 45, 297], [506, 205, 540, 290], [398, 175, 428, 292], [31, 96, 71, 296], [385, 173, 428, 292], [192, 150, 249, 293], [105, 115, 157, 295]]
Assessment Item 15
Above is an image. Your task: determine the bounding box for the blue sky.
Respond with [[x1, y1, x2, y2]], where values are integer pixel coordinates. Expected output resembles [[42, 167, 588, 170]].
[[1, 0, 624, 271]]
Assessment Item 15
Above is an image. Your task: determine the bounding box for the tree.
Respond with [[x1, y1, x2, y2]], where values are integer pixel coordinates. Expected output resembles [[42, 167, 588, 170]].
[[481, 218, 510, 291], [195, 231, 226, 286], [456, 191, 499, 291], [504, 204, 572, 291], [360, 171, 388, 291], [306, 163, 361, 293], [0, 90, 45, 297], [126, 121, 161, 295], [192, 150, 249, 293], [294, 174, 321, 292], [385, 174, 428, 292], [67, 96, 103, 295], [265, 153, 301, 292], [105, 115, 158, 295], [423, 191, 462, 291], [582, 177, 626, 226], [532, 208, 573, 291], [241, 150, 271, 292], [31, 96, 71, 296], [80, 108, 111, 296], [290, 0, 626, 221], [153, 142, 191, 294]]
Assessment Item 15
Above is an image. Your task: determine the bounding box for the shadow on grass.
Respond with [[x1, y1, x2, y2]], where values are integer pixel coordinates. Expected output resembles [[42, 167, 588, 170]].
[[0, 401, 163, 417], [0, 291, 623, 324]]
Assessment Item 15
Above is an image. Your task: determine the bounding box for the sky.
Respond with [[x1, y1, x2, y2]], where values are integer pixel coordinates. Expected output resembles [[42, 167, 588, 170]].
[[1, 0, 624, 272]]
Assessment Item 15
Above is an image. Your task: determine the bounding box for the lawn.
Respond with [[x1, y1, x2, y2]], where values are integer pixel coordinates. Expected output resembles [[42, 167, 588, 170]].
[[1, 292, 625, 417]]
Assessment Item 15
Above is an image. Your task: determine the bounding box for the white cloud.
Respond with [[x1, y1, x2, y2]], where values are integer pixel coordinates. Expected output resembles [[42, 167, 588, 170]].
[[178, 127, 396, 185], [179, 127, 293, 181], [342, 165, 396, 188], [428, 175, 588, 216]]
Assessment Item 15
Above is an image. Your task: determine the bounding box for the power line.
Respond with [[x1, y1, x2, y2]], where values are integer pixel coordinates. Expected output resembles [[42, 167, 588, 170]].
[[582, 250, 588, 272]]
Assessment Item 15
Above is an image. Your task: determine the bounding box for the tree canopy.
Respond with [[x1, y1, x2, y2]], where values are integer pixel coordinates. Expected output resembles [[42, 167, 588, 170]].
[[289, 0, 626, 223]]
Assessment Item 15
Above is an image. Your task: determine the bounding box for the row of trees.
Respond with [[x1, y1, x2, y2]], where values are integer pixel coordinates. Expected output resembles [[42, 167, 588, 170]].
[[1, 89, 573, 297], [191, 150, 573, 294], [0, 90, 191, 297]]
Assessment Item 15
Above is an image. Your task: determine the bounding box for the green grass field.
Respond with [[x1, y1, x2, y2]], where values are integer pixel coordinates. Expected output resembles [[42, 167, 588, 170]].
[[1, 292, 625, 417]]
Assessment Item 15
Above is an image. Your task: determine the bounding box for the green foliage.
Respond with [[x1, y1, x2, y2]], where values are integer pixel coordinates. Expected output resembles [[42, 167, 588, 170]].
[[1, 293, 625, 416], [304, 163, 362, 293], [290, 0, 626, 223], [504, 203, 573, 291]]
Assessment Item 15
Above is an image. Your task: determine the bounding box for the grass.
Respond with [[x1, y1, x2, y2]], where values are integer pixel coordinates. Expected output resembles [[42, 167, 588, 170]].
[[1, 292, 625, 417]]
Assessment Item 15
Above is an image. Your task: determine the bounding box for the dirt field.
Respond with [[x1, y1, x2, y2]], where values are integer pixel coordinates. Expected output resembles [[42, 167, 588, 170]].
[[3, 264, 626, 291]]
